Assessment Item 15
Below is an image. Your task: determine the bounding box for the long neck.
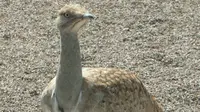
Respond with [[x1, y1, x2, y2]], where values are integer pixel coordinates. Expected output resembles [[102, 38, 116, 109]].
[[55, 31, 83, 109]]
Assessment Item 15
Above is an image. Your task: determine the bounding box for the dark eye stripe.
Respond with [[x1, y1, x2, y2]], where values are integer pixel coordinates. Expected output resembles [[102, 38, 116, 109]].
[[71, 20, 81, 29]]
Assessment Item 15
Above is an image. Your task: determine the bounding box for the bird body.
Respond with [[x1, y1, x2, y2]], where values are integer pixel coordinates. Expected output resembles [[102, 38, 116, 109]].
[[81, 68, 162, 112], [41, 4, 163, 112], [42, 68, 163, 112]]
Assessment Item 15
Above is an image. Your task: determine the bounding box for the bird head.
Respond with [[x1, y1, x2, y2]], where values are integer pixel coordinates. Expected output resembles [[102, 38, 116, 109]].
[[56, 4, 94, 33]]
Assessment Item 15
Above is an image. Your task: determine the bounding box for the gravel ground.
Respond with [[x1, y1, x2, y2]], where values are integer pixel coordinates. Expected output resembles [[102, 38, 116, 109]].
[[1, 0, 200, 112]]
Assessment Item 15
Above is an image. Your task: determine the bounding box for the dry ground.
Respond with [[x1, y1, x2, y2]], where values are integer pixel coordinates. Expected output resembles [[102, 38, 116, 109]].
[[1, 0, 200, 112]]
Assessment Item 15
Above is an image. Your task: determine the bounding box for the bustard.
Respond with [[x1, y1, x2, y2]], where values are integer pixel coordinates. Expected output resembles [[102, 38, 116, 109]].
[[41, 4, 163, 112]]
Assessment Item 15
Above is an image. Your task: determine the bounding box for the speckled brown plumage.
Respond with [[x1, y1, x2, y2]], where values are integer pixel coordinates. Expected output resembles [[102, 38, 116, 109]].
[[80, 68, 163, 112]]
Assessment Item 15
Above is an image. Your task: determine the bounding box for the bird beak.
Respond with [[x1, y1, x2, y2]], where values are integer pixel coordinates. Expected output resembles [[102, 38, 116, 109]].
[[83, 12, 95, 19]]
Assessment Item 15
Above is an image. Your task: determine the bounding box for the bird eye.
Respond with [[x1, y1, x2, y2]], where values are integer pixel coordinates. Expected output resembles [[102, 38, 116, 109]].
[[64, 13, 69, 17]]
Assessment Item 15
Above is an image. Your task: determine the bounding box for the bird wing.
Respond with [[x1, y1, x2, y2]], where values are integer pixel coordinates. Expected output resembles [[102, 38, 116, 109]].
[[81, 67, 163, 112]]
